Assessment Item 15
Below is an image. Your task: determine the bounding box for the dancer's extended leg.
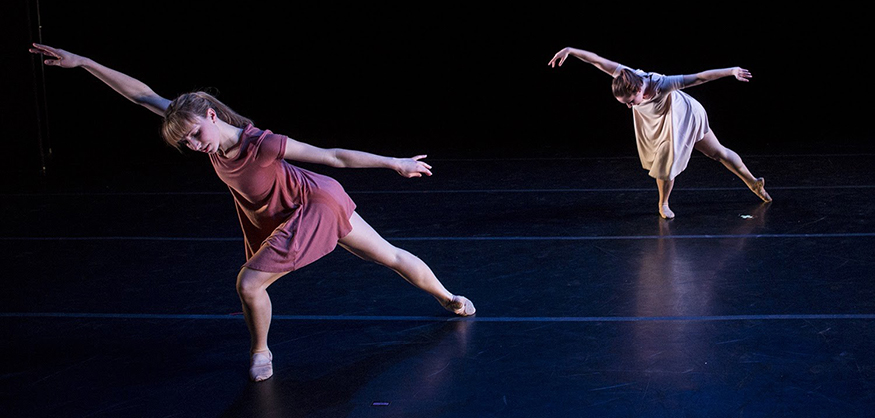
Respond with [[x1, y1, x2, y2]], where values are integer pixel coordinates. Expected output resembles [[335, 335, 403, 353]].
[[694, 131, 771, 202], [236, 267, 288, 381], [338, 211, 475, 316]]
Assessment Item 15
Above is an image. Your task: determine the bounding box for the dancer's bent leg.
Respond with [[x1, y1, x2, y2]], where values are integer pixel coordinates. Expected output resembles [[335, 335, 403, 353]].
[[236, 267, 287, 381]]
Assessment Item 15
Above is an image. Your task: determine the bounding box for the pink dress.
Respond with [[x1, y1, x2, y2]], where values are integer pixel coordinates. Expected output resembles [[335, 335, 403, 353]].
[[210, 124, 357, 273]]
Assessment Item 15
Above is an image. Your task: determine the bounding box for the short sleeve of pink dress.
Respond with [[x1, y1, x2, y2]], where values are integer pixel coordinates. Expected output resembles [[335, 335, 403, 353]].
[[210, 124, 357, 272]]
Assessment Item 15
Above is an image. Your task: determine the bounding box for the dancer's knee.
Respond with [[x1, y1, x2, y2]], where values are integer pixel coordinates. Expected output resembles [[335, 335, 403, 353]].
[[698, 146, 725, 161], [236, 279, 258, 301], [696, 133, 729, 161], [702, 151, 719, 161], [342, 236, 415, 272], [236, 269, 266, 301], [376, 246, 407, 270]]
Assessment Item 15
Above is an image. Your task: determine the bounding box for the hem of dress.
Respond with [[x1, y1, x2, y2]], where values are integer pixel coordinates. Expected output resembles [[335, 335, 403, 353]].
[[242, 226, 351, 274], [646, 173, 677, 181], [239, 264, 295, 274]]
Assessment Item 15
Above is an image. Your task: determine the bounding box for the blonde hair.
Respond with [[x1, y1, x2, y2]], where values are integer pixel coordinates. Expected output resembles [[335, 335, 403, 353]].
[[161, 91, 253, 149], [611, 68, 645, 99]]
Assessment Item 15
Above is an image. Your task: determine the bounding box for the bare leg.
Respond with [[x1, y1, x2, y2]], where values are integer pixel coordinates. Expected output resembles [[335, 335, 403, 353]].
[[338, 211, 475, 316], [656, 178, 675, 219], [694, 131, 771, 202], [236, 267, 288, 381]]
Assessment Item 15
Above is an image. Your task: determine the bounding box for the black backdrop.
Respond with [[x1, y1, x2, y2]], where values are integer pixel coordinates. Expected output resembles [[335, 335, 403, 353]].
[[3, 2, 872, 180]]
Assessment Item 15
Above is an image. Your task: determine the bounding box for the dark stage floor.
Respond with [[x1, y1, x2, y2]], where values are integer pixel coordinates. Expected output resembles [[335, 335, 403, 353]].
[[3, 150, 875, 417]]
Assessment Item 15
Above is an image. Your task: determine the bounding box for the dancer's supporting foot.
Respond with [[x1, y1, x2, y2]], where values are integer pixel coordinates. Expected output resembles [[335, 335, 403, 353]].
[[746, 177, 772, 202], [443, 295, 476, 316], [659, 204, 675, 220], [249, 350, 273, 382], [656, 178, 675, 219]]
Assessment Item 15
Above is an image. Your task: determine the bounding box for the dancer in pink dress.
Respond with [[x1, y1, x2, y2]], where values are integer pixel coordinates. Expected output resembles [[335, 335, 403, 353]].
[[30, 43, 475, 382], [549, 47, 771, 219]]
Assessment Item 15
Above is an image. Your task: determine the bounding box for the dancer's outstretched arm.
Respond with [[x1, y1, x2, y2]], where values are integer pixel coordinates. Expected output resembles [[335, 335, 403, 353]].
[[548, 47, 622, 77], [682, 67, 752, 88], [283, 139, 433, 178], [29, 43, 170, 116]]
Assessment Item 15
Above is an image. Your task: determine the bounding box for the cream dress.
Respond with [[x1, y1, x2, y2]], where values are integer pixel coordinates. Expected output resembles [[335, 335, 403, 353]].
[[613, 65, 710, 180]]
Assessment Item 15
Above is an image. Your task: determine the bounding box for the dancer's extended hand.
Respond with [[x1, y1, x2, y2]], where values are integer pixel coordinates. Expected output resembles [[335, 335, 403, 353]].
[[396, 155, 432, 178], [548, 48, 571, 68], [29, 43, 85, 68], [731, 67, 752, 82]]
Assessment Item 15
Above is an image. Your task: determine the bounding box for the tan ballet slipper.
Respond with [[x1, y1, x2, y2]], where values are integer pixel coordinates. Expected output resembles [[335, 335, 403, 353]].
[[444, 295, 476, 316], [249, 350, 273, 382], [659, 204, 675, 220], [748, 177, 772, 202]]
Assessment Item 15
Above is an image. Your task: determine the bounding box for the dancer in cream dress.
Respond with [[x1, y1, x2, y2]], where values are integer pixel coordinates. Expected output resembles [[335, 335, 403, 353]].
[[549, 47, 771, 219]]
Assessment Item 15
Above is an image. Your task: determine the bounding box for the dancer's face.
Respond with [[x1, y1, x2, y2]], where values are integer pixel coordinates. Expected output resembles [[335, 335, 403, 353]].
[[616, 87, 645, 108], [179, 110, 222, 154]]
